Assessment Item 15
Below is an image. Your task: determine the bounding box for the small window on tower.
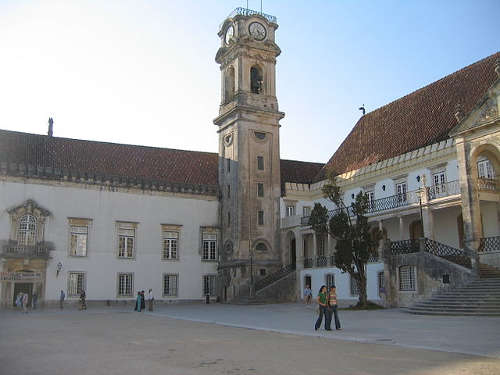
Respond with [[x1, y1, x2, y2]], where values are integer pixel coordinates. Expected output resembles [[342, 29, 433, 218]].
[[250, 66, 263, 94], [257, 183, 264, 197], [258, 210, 264, 225], [257, 156, 264, 170]]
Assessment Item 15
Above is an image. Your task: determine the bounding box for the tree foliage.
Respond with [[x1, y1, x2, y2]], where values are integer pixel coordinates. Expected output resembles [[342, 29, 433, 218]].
[[309, 176, 380, 307]]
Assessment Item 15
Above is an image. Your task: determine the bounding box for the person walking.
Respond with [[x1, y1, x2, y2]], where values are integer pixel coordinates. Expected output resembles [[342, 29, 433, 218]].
[[314, 285, 329, 331], [148, 289, 154, 312], [326, 285, 341, 331], [59, 290, 65, 310], [32, 291, 38, 310], [15, 292, 22, 310], [79, 290, 87, 310], [140, 291, 145, 312], [22, 293, 29, 313], [304, 285, 312, 304]]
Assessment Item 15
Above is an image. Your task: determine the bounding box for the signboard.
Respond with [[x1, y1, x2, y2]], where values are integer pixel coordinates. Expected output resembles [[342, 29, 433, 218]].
[[0, 272, 42, 282]]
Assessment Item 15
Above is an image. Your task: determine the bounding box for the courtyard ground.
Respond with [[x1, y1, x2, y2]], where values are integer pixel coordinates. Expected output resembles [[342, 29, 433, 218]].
[[0, 303, 499, 375]]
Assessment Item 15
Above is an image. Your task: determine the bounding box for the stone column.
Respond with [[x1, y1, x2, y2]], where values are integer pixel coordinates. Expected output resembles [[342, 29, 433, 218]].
[[295, 230, 304, 301], [398, 216, 404, 240], [456, 136, 481, 274], [422, 207, 434, 239], [378, 220, 384, 259], [312, 232, 317, 258]]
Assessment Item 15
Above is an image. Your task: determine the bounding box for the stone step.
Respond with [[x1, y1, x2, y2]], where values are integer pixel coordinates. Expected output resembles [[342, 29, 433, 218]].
[[408, 305, 500, 312], [406, 309, 500, 316], [415, 303, 500, 309]]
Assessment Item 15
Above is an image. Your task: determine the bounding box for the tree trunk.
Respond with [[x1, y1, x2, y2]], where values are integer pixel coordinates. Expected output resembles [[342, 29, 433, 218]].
[[357, 271, 368, 307]]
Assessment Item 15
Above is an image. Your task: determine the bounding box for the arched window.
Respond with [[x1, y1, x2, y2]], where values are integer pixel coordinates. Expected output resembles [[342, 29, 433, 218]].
[[255, 242, 268, 251], [250, 66, 263, 94], [477, 157, 495, 179], [17, 214, 37, 245], [224, 66, 235, 103]]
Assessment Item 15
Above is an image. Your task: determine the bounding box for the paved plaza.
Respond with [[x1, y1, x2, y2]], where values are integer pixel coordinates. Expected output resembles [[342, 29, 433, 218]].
[[0, 303, 499, 375]]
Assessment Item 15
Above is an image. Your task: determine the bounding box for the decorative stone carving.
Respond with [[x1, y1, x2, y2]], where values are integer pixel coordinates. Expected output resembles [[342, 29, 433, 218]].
[[478, 98, 498, 123]]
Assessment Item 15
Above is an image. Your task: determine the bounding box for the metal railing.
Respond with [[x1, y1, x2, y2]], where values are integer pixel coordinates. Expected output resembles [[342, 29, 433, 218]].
[[304, 258, 313, 268], [226, 7, 277, 24], [390, 238, 471, 269], [390, 239, 420, 255], [478, 236, 500, 253], [427, 180, 460, 200], [1, 242, 52, 258], [301, 190, 421, 225], [478, 178, 498, 192], [315, 256, 328, 267], [424, 238, 471, 268], [254, 264, 295, 292]]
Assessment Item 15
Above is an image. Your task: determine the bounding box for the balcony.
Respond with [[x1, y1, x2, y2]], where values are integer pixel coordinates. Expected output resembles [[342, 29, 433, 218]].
[[226, 7, 277, 24], [0, 240, 53, 259], [477, 177, 498, 192], [281, 215, 302, 229], [427, 180, 460, 200]]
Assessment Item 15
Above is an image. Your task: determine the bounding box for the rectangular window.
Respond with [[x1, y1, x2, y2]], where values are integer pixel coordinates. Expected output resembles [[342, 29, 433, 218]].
[[258, 210, 264, 225], [68, 218, 91, 257], [163, 274, 178, 297], [478, 159, 495, 179], [203, 274, 217, 297], [350, 274, 360, 296], [286, 205, 296, 217], [227, 184, 231, 198], [317, 234, 326, 256], [68, 272, 86, 297], [118, 222, 136, 259], [162, 231, 179, 260], [325, 273, 335, 290], [432, 171, 447, 195], [257, 183, 264, 197], [202, 232, 217, 260], [365, 189, 375, 210], [226, 158, 231, 173], [396, 182, 407, 203], [118, 273, 133, 297], [399, 266, 416, 291], [227, 212, 231, 226], [257, 156, 264, 170], [303, 206, 311, 217]]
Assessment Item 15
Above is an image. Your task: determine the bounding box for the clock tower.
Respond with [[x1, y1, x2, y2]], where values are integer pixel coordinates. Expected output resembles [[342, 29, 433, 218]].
[[214, 8, 284, 302]]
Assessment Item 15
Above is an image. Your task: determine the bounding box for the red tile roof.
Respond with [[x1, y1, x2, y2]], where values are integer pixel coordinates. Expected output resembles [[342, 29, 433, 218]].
[[318, 52, 500, 179], [0, 129, 324, 194]]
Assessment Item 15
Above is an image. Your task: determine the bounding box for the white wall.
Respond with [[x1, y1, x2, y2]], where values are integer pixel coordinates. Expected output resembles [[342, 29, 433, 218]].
[[299, 263, 384, 303], [481, 201, 500, 237], [0, 180, 219, 302]]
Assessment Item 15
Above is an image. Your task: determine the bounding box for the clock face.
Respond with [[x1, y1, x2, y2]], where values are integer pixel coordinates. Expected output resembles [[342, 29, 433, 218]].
[[249, 22, 266, 41], [225, 25, 234, 45]]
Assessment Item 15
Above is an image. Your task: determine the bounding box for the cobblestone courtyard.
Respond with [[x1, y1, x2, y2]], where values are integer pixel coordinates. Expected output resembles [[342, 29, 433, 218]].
[[1, 304, 499, 375]]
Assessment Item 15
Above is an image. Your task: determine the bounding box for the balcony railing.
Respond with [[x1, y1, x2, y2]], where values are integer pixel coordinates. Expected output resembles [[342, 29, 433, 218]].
[[315, 256, 328, 267], [226, 7, 277, 24], [478, 236, 500, 253], [1, 241, 53, 259], [301, 190, 421, 225], [478, 177, 498, 192], [390, 238, 471, 269], [427, 180, 460, 200], [304, 258, 313, 268]]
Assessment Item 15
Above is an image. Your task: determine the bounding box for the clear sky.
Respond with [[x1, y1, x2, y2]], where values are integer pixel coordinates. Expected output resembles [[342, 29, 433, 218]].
[[0, 0, 498, 163]]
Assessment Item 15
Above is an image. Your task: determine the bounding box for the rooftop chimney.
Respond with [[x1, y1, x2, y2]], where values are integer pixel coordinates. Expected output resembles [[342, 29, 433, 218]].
[[48, 117, 54, 137]]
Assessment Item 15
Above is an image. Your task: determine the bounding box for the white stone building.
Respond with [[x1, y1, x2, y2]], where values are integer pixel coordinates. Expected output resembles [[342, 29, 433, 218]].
[[1, 8, 499, 308]]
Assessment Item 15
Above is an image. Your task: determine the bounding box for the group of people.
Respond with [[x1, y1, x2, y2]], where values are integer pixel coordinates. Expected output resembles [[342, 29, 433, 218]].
[[134, 289, 154, 312], [15, 291, 36, 313], [310, 284, 342, 331]]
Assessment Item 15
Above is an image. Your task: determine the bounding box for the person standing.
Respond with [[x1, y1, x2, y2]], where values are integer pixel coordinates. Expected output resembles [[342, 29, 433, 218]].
[[22, 293, 28, 313], [140, 291, 145, 312], [148, 289, 154, 312], [59, 290, 65, 310], [314, 285, 329, 331], [32, 290, 38, 310], [304, 285, 312, 304], [135, 291, 141, 312], [326, 285, 341, 330], [15, 292, 22, 310]]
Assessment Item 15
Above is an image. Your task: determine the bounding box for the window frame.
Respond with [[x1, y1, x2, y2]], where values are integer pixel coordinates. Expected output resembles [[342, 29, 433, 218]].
[[67, 271, 86, 297], [203, 274, 217, 297], [399, 265, 416, 291], [257, 183, 264, 197], [117, 272, 134, 297], [17, 214, 37, 246], [257, 210, 264, 226], [257, 156, 264, 170], [117, 222, 137, 259], [202, 231, 217, 261], [68, 218, 91, 257], [350, 273, 360, 296], [163, 273, 179, 297]]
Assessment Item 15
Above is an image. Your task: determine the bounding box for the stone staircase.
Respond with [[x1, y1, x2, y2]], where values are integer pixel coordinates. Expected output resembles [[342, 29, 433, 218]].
[[231, 265, 297, 305], [407, 264, 500, 316]]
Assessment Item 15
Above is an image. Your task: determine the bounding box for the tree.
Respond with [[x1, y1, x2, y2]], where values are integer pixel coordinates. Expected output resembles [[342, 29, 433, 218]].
[[309, 175, 380, 307]]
